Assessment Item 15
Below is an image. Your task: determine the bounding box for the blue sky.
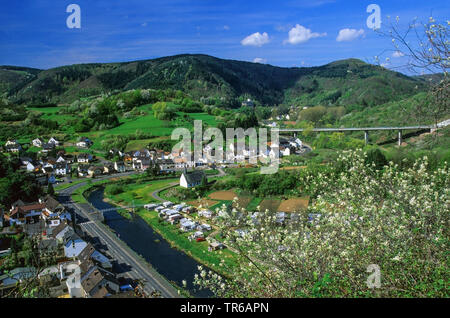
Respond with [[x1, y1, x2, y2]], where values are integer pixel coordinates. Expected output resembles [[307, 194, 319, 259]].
[[0, 0, 448, 72]]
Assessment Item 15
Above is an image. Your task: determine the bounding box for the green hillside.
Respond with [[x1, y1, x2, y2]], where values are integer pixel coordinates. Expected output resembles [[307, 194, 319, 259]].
[[1, 54, 428, 107]]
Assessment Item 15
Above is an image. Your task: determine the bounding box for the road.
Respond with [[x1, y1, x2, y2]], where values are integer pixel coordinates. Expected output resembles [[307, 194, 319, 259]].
[[57, 172, 181, 298], [275, 125, 434, 133]]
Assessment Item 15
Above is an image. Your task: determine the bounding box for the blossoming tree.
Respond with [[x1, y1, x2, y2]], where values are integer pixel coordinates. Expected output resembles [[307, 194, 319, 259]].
[[195, 151, 449, 297]]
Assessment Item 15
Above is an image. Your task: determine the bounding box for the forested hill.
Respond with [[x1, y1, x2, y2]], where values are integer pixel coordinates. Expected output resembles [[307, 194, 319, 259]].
[[0, 54, 428, 107]]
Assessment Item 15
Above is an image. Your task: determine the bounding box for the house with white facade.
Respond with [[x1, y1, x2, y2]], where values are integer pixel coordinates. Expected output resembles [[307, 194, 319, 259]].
[[114, 161, 126, 173], [4, 140, 22, 153], [180, 168, 206, 188], [77, 153, 92, 163], [32, 138, 43, 147], [55, 162, 70, 176], [64, 233, 88, 258], [76, 137, 93, 149], [48, 137, 60, 146]]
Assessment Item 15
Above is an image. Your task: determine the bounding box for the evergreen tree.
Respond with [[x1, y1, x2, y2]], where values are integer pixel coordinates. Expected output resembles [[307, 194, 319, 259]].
[[47, 183, 55, 196]]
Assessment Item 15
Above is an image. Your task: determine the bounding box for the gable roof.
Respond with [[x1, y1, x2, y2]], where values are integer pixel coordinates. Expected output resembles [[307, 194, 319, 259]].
[[42, 195, 64, 212], [51, 221, 70, 238], [78, 243, 96, 264], [77, 153, 90, 159], [183, 170, 206, 185], [10, 203, 45, 218], [92, 286, 111, 298], [42, 143, 55, 150], [79, 259, 95, 276], [81, 268, 104, 295], [55, 162, 68, 169]]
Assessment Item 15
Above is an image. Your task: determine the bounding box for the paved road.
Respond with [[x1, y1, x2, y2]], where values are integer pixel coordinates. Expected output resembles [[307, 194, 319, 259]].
[[57, 172, 181, 298], [151, 182, 179, 202], [275, 125, 434, 133]]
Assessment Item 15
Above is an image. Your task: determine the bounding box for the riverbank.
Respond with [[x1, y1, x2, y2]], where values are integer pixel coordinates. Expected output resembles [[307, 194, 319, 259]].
[[78, 175, 236, 279], [87, 187, 211, 297], [135, 208, 236, 278]]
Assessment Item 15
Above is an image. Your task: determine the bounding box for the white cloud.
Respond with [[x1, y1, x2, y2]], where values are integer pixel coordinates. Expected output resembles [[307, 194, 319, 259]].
[[284, 24, 326, 45], [392, 51, 405, 58], [223, 25, 230, 31], [253, 58, 267, 64], [141, 22, 148, 27], [241, 32, 270, 47], [336, 28, 365, 42]]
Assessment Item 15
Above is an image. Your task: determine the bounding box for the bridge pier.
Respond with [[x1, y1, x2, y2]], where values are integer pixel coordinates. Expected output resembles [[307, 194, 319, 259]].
[[364, 131, 369, 145], [398, 130, 403, 146]]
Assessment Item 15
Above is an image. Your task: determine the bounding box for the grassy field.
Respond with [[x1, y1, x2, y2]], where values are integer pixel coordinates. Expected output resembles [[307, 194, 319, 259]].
[[184, 112, 217, 126], [24, 104, 217, 154], [125, 136, 170, 152], [103, 178, 179, 206]]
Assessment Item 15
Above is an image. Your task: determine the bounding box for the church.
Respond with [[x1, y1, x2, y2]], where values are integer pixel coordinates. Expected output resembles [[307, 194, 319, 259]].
[[180, 167, 207, 189]]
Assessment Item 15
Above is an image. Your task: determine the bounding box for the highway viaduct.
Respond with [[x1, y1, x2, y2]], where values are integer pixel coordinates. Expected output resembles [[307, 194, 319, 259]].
[[274, 125, 435, 146]]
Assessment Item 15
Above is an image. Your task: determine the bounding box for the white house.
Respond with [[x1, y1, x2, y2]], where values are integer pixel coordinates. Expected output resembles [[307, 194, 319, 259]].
[[76, 137, 92, 149], [64, 235, 88, 258], [180, 168, 206, 189], [5, 140, 18, 146], [158, 159, 175, 172], [77, 166, 88, 177], [5, 141, 22, 153], [32, 138, 43, 147], [55, 163, 70, 176], [60, 262, 83, 298], [26, 162, 37, 172], [77, 153, 92, 163], [114, 161, 126, 173], [280, 146, 291, 157], [48, 137, 60, 146], [54, 224, 73, 243]]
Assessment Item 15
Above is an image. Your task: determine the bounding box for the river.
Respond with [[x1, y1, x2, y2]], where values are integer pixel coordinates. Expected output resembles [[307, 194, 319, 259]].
[[87, 187, 212, 297]]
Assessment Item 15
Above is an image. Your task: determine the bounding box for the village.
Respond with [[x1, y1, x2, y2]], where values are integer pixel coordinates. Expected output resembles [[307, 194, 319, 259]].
[[0, 133, 307, 298], [1, 134, 307, 185]]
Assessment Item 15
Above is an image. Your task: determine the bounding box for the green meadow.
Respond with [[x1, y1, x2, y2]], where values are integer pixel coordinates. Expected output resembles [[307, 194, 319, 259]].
[[26, 104, 217, 154]]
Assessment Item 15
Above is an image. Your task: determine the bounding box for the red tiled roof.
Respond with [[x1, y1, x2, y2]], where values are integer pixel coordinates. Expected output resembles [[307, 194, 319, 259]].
[[10, 203, 45, 217]]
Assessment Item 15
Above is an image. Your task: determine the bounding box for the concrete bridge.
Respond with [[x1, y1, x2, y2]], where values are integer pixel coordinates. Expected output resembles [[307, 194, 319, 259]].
[[274, 125, 435, 146]]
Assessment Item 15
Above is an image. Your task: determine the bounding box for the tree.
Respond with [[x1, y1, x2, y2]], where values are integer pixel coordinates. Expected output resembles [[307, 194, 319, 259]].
[[152, 102, 176, 120], [377, 17, 449, 130], [2, 236, 58, 298], [298, 106, 327, 124], [47, 183, 55, 196], [146, 162, 161, 177], [200, 175, 208, 187], [195, 151, 449, 297], [365, 148, 388, 170]]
